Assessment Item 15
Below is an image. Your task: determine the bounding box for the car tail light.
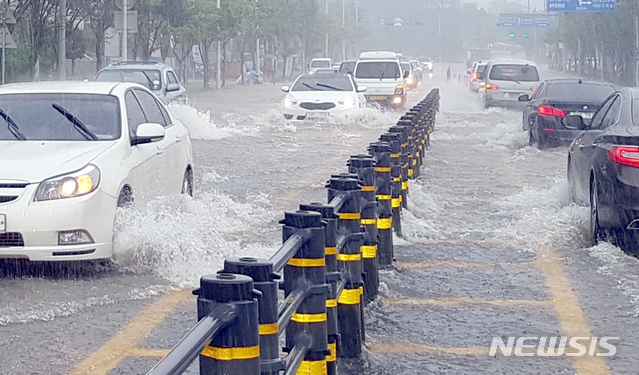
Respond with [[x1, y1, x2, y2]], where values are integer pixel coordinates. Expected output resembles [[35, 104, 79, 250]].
[[485, 83, 499, 90], [608, 146, 639, 168], [472, 73, 478, 81], [531, 87, 538, 93], [538, 105, 565, 117], [394, 84, 404, 95]]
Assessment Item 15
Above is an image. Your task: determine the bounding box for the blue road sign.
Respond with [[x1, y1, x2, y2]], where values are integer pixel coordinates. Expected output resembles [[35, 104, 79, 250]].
[[499, 14, 552, 28], [547, 0, 616, 13]]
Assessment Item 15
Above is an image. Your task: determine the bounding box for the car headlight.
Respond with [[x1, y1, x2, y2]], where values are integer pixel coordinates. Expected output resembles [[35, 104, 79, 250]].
[[35, 164, 101, 201], [406, 76, 414, 85], [283, 97, 298, 108], [338, 97, 357, 107]]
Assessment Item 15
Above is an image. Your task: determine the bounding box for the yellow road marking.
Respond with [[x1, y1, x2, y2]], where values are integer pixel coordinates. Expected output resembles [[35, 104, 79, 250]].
[[394, 261, 536, 269], [128, 348, 170, 357], [536, 245, 610, 375], [67, 289, 191, 375], [384, 297, 552, 307]]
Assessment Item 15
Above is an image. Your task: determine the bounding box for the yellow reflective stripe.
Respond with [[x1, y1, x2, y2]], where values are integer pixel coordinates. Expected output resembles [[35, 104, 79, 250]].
[[401, 142, 409, 147], [296, 359, 328, 375], [408, 154, 414, 158], [416, 151, 420, 157], [402, 181, 408, 190], [362, 244, 378, 259], [326, 299, 338, 308], [393, 177, 401, 182], [377, 218, 392, 229], [391, 153, 401, 158], [361, 185, 375, 192], [327, 342, 337, 362], [325, 246, 337, 255], [377, 194, 391, 201], [337, 253, 362, 261], [361, 218, 377, 225], [339, 212, 361, 220], [338, 288, 361, 305], [413, 159, 417, 166], [259, 323, 278, 335], [375, 167, 391, 172], [392, 198, 401, 208], [408, 135, 414, 140], [408, 169, 414, 177], [291, 312, 327, 323], [201, 345, 259, 360], [359, 286, 364, 295], [287, 258, 325, 267]]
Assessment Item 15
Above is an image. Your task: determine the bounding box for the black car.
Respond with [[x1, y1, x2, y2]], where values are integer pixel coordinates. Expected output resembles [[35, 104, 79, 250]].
[[520, 78, 615, 149], [567, 88, 639, 252]]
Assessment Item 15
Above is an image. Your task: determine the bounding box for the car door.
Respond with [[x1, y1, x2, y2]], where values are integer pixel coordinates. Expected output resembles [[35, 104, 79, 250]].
[[131, 88, 182, 195], [123, 89, 164, 201], [572, 94, 620, 199]]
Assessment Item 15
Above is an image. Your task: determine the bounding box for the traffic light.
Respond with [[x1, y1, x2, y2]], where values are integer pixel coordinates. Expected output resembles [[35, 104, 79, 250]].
[[509, 32, 515, 38], [523, 33, 529, 38]]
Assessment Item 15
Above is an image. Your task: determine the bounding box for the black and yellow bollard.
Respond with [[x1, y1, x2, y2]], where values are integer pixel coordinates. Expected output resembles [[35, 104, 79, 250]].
[[389, 123, 410, 208], [379, 133, 403, 238], [368, 142, 394, 267], [347, 154, 380, 303], [222, 257, 283, 375], [327, 175, 365, 359], [299, 202, 339, 375], [197, 273, 260, 375], [281, 210, 330, 375]]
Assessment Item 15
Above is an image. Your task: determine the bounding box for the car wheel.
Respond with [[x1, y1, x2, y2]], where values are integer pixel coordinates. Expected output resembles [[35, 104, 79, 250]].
[[181, 168, 193, 197], [590, 178, 605, 246], [117, 186, 134, 208], [528, 128, 535, 147]]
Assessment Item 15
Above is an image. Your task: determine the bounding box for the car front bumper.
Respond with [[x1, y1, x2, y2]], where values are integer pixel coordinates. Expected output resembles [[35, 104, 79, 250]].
[[0, 185, 116, 261]]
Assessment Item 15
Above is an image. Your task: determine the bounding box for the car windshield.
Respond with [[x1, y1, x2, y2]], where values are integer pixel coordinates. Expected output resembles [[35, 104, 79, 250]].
[[489, 64, 540, 82], [339, 62, 356, 73], [0, 94, 120, 141], [310, 60, 331, 68], [355, 62, 400, 79], [545, 83, 615, 101], [401, 62, 411, 72], [96, 69, 163, 91], [292, 76, 354, 91]]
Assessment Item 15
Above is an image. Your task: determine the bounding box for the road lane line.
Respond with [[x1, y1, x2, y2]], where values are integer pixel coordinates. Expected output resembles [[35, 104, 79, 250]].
[[385, 297, 552, 307], [395, 260, 536, 269], [536, 245, 610, 375], [67, 289, 191, 375], [129, 348, 171, 357]]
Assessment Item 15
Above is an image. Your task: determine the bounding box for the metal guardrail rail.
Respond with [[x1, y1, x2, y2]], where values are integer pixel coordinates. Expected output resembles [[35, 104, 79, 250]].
[[147, 88, 441, 375]]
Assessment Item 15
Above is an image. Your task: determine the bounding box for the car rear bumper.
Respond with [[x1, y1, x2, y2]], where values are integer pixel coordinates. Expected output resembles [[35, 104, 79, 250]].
[[596, 166, 639, 230]]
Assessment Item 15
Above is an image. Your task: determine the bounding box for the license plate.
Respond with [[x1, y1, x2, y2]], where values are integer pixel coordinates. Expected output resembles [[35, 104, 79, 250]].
[[306, 112, 330, 118], [570, 111, 594, 119], [369, 96, 387, 101], [0, 214, 5, 233]]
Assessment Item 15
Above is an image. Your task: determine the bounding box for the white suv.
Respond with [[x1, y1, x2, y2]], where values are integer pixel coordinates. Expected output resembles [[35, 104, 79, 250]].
[[353, 51, 408, 109], [482, 59, 541, 108]]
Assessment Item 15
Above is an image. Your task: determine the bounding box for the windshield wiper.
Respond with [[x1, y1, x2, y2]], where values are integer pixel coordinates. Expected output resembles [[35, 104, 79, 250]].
[[52, 103, 98, 140], [0, 108, 26, 140], [502, 76, 521, 84], [141, 71, 157, 90], [302, 82, 320, 91], [316, 83, 345, 91]]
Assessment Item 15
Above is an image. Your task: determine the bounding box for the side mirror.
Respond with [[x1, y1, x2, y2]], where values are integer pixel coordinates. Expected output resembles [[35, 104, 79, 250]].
[[518, 94, 531, 102], [132, 123, 165, 145], [561, 115, 586, 130], [357, 85, 368, 93], [166, 83, 180, 92], [403, 70, 410, 79], [281, 86, 290, 92]]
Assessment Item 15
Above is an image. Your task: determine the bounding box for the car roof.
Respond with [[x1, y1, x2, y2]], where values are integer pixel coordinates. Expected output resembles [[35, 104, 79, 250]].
[[543, 78, 613, 86], [0, 81, 133, 95], [359, 51, 398, 60], [100, 61, 172, 71], [488, 59, 538, 66], [301, 72, 350, 78]]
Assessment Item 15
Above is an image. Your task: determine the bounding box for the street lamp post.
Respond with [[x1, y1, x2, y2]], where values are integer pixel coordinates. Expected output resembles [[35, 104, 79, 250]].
[[216, 0, 221, 89], [342, 0, 345, 61]]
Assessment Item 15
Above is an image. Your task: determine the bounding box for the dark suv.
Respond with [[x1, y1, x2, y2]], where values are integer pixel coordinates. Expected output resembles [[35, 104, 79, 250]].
[[95, 61, 187, 104]]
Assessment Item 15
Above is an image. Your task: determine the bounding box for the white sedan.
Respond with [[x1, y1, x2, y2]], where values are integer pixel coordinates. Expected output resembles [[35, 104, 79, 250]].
[[0, 81, 193, 261], [280, 73, 367, 121]]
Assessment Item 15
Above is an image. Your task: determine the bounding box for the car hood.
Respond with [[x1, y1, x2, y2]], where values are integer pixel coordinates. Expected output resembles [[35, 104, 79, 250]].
[[287, 91, 358, 102], [0, 141, 116, 183]]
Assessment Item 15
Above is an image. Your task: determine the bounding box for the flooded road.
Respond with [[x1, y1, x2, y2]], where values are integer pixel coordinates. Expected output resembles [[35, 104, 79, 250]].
[[2, 66, 639, 374]]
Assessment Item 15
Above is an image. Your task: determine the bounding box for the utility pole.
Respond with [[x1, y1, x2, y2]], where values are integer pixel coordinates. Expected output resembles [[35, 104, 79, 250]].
[[342, 0, 346, 61], [122, 0, 127, 61], [636, 15, 639, 86], [255, 0, 260, 77], [325, 0, 329, 59], [216, 0, 221, 89], [58, 0, 66, 80]]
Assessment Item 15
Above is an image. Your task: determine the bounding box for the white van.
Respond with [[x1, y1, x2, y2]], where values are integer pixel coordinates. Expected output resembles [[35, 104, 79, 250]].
[[353, 51, 408, 108], [308, 58, 332, 74], [482, 59, 541, 108]]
